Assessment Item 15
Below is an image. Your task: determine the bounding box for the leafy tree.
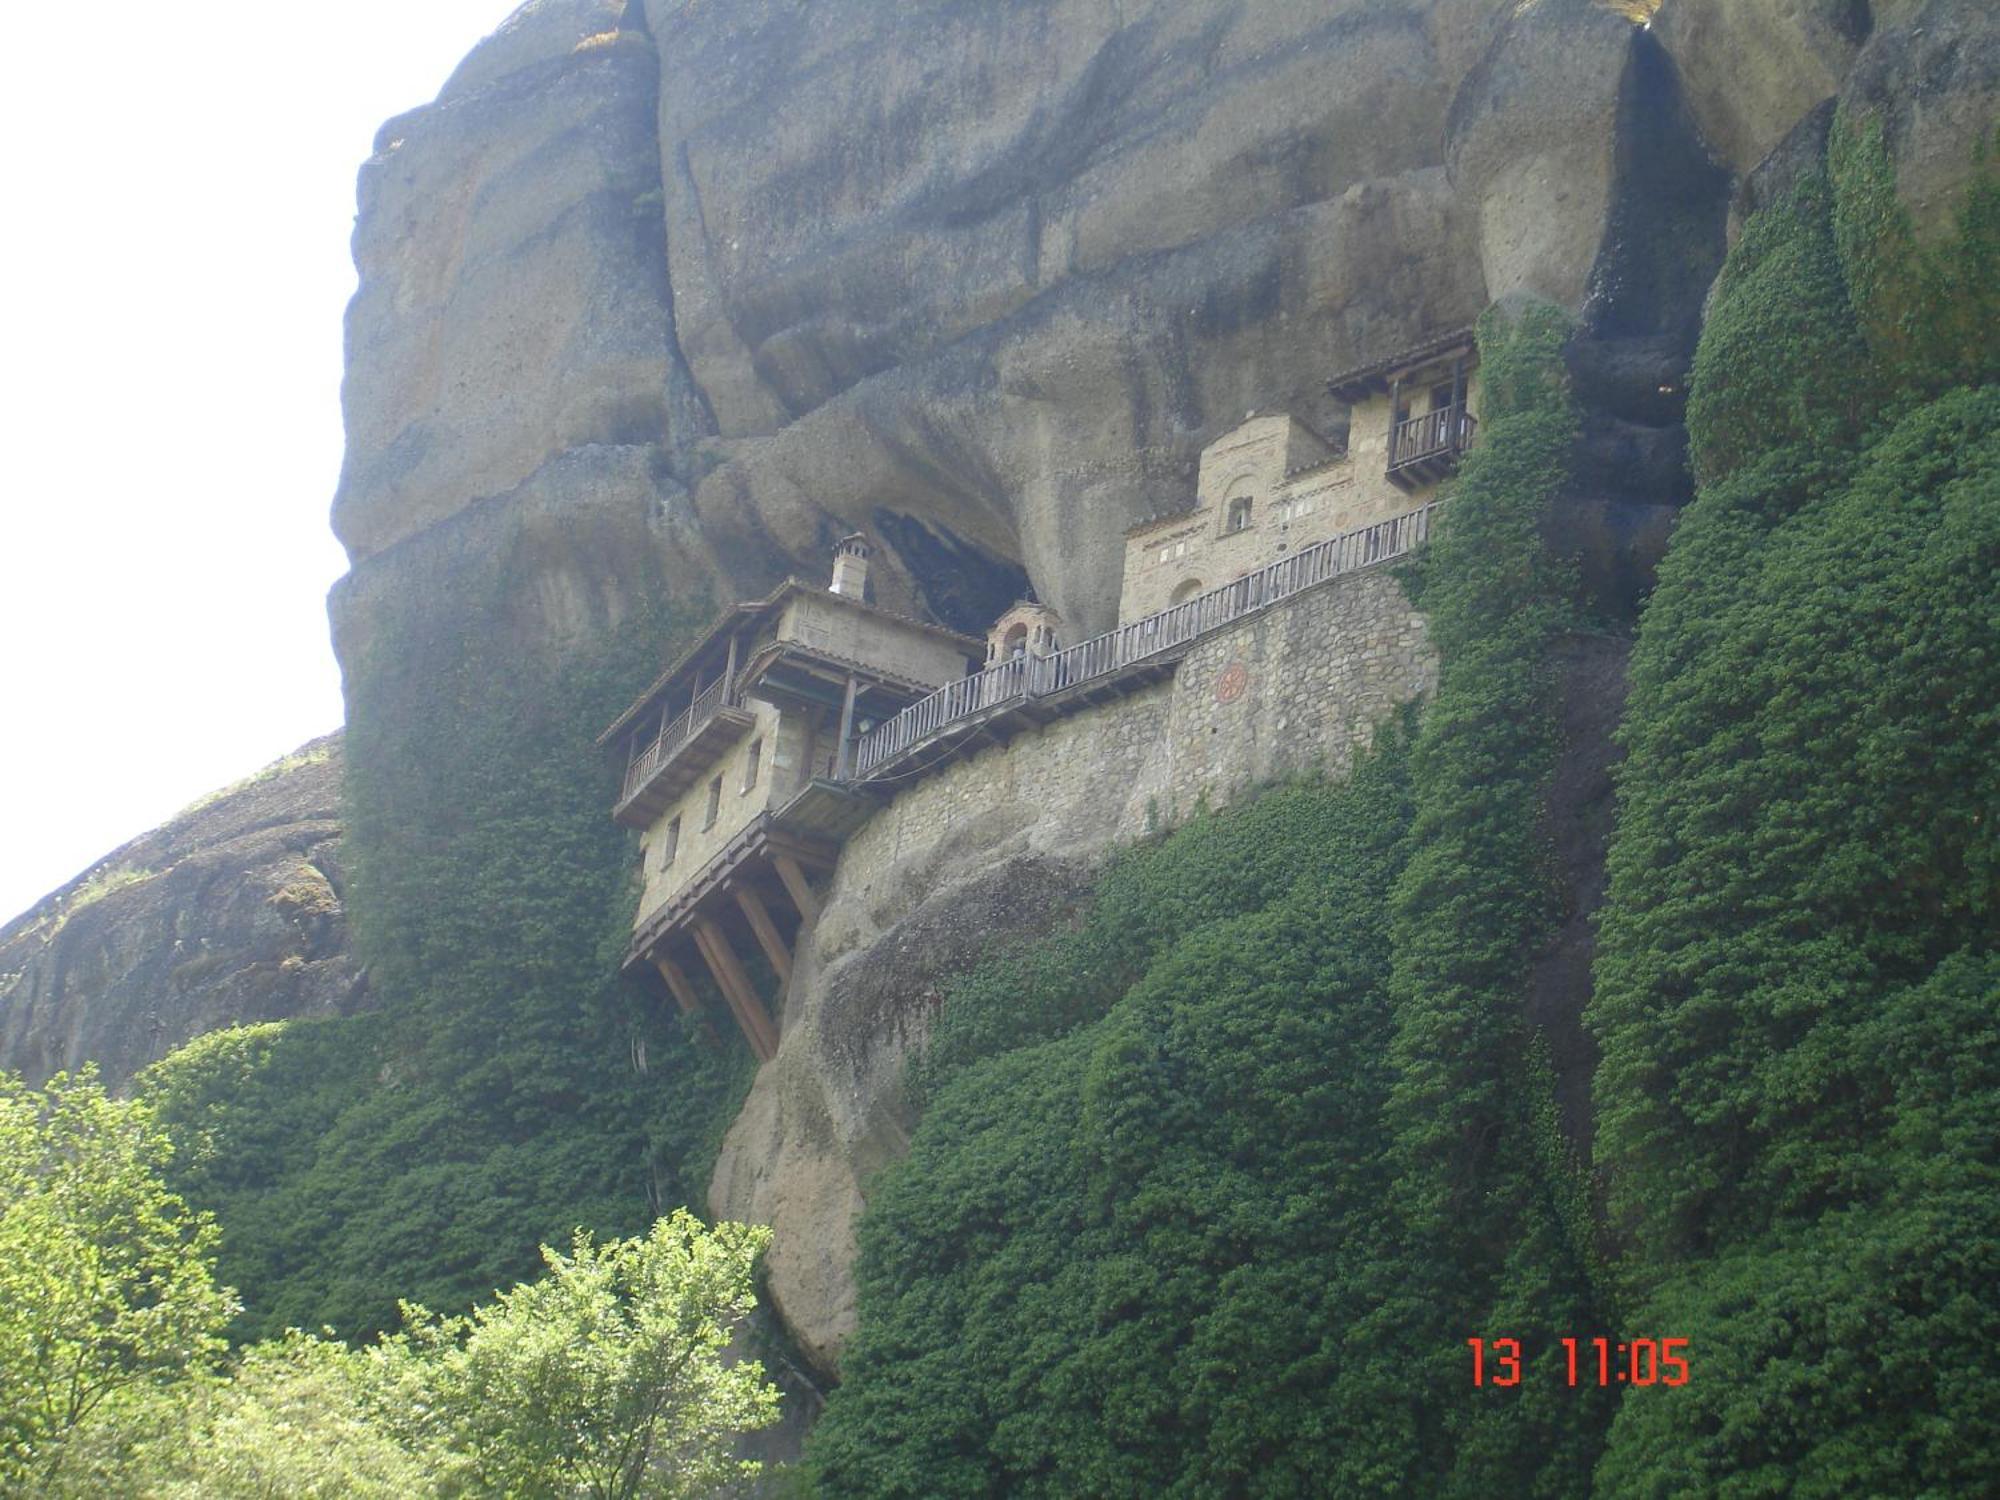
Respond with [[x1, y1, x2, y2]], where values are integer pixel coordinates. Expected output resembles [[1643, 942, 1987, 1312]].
[[0, 1068, 237, 1491], [123, 1331, 434, 1499], [372, 1210, 780, 1499]]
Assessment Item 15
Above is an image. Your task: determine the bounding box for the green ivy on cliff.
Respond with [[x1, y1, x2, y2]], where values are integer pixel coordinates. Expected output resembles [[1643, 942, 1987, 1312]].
[[810, 761, 1424, 1498], [1589, 141, 2000, 1492], [1377, 300, 1609, 1494], [145, 550, 755, 1341]]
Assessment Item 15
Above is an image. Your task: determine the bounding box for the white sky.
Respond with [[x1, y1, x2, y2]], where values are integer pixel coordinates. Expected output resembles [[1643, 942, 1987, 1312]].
[[0, 1, 522, 925]]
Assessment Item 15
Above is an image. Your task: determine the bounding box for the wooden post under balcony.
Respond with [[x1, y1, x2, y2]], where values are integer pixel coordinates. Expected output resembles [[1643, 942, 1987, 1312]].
[[735, 885, 793, 984], [654, 955, 703, 1016], [692, 918, 779, 1062], [834, 673, 859, 780], [774, 854, 821, 927]]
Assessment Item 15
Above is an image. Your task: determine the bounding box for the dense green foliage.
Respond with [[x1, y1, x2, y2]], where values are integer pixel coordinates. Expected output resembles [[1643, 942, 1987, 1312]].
[[811, 307, 1604, 1494], [0, 1070, 237, 1492], [0, 1086, 779, 1500], [1588, 137, 1999, 1492], [813, 766, 1424, 1497], [143, 549, 755, 1341], [367, 1212, 780, 1499], [1378, 302, 1606, 1492]]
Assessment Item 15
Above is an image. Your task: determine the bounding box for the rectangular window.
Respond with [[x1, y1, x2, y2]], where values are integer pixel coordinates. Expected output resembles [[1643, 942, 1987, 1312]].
[[743, 738, 763, 793], [703, 775, 722, 830], [661, 815, 681, 868]]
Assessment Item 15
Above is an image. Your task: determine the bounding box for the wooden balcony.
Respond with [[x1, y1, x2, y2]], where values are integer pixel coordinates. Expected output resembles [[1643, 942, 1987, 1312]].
[[613, 673, 754, 829], [1387, 404, 1475, 490]]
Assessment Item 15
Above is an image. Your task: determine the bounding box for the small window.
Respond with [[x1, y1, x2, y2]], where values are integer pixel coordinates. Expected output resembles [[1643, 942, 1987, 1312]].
[[1226, 496, 1253, 533], [1431, 381, 1456, 412], [661, 815, 681, 868], [1003, 623, 1029, 659], [1170, 577, 1204, 606], [743, 738, 763, 793], [703, 775, 722, 830]]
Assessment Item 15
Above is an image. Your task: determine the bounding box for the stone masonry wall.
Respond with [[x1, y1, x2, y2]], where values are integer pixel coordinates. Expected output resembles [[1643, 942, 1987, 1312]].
[[709, 560, 1435, 1373], [834, 563, 1433, 915]]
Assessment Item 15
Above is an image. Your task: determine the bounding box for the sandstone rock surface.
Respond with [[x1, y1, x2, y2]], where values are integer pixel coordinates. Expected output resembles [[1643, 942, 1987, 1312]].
[[0, 736, 366, 1091], [332, 0, 1747, 670], [1839, 0, 2000, 235], [1653, 0, 1867, 179]]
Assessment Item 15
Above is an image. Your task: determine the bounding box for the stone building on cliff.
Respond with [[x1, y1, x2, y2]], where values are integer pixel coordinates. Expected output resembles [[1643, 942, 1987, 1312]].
[[606, 331, 1479, 1057], [1122, 329, 1479, 617], [598, 541, 981, 1060]]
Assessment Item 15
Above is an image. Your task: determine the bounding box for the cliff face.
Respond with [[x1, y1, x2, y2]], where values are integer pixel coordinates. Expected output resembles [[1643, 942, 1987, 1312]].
[[327, 0, 1700, 672], [319, 0, 1991, 1374], [0, 737, 367, 1091], [327, 0, 1993, 674]]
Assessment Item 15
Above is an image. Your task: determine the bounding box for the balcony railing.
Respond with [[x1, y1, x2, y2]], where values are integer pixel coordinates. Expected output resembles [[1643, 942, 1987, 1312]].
[[1388, 404, 1475, 474], [621, 671, 737, 804], [853, 501, 1442, 778]]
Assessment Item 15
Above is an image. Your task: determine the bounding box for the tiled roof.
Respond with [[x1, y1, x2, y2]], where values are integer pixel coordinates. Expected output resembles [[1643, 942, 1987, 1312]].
[[597, 580, 982, 746], [1326, 326, 1477, 401]]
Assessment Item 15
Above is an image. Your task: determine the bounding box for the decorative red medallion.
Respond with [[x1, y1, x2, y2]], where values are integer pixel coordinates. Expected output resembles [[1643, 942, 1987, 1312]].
[[1215, 660, 1249, 704]]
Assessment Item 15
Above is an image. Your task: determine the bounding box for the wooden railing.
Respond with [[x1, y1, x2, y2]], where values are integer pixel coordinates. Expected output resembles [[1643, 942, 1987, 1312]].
[[621, 672, 737, 804], [1388, 404, 1475, 471], [853, 502, 1442, 777]]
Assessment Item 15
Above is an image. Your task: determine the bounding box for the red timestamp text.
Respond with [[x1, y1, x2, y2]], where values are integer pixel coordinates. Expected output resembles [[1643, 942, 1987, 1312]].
[[1467, 1337, 1689, 1388]]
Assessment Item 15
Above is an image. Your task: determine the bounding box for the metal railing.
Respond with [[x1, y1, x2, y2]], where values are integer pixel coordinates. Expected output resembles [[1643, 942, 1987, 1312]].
[[853, 501, 1442, 777], [620, 671, 737, 804], [1388, 404, 1475, 471]]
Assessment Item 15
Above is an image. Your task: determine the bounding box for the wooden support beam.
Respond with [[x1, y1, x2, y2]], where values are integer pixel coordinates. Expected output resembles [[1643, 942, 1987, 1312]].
[[774, 854, 820, 927], [689, 923, 760, 1059], [654, 953, 720, 1044], [834, 673, 859, 780], [693, 918, 779, 1062], [653, 956, 703, 1016], [734, 886, 793, 984]]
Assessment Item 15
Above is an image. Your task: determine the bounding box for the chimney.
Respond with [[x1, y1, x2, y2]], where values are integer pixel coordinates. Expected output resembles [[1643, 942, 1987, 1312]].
[[830, 533, 870, 599]]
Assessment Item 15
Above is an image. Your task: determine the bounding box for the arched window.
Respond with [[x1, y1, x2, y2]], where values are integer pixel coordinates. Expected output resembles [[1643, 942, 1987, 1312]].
[[1169, 578, 1204, 606], [1225, 494, 1254, 533], [1002, 623, 1029, 658]]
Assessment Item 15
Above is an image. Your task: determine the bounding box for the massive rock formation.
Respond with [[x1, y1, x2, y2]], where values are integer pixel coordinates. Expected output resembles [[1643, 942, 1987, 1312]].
[[0, 737, 367, 1091], [311, 0, 1987, 1373], [2, 0, 1987, 1379], [312, 0, 1997, 1371]]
